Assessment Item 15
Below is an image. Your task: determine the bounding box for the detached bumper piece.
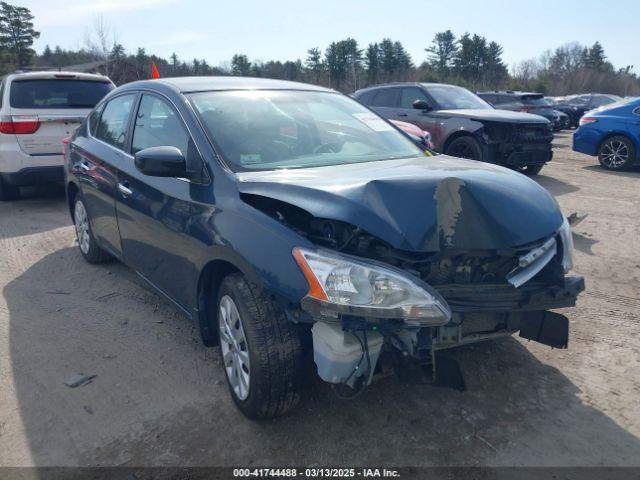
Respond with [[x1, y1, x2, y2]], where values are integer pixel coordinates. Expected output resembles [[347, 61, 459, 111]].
[[519, 311, 569, 349], [436, 276, 585, 313]]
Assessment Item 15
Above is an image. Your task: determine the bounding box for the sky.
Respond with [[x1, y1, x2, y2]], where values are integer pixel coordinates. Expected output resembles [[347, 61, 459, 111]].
[[20, 0, 640, 72]]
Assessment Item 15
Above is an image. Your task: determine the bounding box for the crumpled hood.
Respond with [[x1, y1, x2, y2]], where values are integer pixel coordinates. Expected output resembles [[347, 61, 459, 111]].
[[435, 108, 550, 124], [236, 156, 563, 252]]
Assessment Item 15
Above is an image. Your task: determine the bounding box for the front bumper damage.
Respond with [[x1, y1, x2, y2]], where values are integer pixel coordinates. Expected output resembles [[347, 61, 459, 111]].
[[483, 122, 554, 168], [300, 235, 584, 395], [304, 275, 584, 394]]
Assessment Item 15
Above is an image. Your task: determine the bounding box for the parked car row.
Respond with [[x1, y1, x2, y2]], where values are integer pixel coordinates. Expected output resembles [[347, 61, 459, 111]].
[[554, 93, 622, 127], [476, 91, 570, 132]]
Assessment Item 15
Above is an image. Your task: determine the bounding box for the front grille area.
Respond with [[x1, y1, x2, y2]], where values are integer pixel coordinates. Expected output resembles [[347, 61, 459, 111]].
[[511, 124, 553, 144]]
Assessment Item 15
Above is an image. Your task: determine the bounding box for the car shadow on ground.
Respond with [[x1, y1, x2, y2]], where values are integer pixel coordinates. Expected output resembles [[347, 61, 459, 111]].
[[582, 165, 640, 177], [572, 231, 599, 256], [5, 248, 640, 467], [534, 174, 580, 196], [0, 184, 69, 239]]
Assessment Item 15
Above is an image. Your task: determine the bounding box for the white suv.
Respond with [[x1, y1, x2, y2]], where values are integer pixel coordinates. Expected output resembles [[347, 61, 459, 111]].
[[0, 71, 115, 200]]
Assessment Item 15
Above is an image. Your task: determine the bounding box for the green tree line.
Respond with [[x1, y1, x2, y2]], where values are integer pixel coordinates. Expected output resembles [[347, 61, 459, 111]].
[[1, 2, 638, 96]]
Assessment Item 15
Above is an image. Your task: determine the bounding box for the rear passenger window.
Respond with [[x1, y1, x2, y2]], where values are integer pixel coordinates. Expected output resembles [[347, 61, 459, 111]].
[[371, 89, 398, 108], [95, 94, 136, 150], [88, 103, 104, 137], [132, 95, 189, 155], [399, 88, 429, 109]]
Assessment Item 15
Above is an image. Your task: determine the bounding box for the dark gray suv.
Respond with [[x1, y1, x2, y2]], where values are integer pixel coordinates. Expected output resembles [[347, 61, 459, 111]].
[[354, 83, 553, 175]]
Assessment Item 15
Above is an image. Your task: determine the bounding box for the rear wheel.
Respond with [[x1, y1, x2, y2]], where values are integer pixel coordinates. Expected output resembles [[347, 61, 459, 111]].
[[0, 178, 20, 201], [217, 273, 303, 419], [598, 136, 635, 170], [73, 197, 111, 263], [445, 136, 483, 161]]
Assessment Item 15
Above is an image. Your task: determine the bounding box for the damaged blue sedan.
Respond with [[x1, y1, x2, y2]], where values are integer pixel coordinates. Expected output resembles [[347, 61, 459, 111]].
[[64, 77, 584, 419]]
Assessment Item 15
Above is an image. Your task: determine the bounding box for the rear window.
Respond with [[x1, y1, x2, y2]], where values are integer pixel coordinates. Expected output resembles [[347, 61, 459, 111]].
[[10, 80, 114, 109]]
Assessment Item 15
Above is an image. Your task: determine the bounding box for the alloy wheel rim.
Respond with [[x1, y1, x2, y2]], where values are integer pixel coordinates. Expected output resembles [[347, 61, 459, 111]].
[[601, 140, 629, 168], [74, 201, 90, 255], [219, 295, 250, 400]]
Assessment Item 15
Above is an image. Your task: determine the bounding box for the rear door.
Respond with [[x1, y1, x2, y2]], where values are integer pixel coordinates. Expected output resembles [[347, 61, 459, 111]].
[[71, 93, 138, 257], [368, 87, 401, 121], [9, 77, 113, 156]]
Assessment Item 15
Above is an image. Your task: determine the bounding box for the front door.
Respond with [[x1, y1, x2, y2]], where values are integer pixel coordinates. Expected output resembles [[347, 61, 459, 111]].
[[114, 93, 210, 311], [398, 87, 441, 148]]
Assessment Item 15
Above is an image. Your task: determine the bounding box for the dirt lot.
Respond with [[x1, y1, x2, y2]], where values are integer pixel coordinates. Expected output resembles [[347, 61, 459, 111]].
[[0, 132, 639, 469]]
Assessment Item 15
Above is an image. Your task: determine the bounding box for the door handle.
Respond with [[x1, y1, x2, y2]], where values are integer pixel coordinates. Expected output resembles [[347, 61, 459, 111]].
[[397, 113, 408, 117], [117, 182, 133, 197], [79, 161, 90, 171]]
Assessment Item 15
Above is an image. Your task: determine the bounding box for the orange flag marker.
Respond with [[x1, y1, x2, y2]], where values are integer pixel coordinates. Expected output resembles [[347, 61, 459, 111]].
[[151, 62, 160, 79]]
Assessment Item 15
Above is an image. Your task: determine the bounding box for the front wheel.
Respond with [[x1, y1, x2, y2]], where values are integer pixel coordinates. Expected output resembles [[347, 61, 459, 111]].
[[445, 136, 483, 161], [598, 136, 636, 170], [217, 273, 303, 419], [73, 197, 111, 263]]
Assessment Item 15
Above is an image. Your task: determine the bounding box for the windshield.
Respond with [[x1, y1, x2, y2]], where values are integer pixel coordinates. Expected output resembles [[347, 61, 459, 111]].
[[423, 84, 492, 110], [189, 90, 422, 171], [10, 80, 114, 109]]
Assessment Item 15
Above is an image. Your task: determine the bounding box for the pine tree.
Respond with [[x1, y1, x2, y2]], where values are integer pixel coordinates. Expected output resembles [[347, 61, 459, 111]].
[[426, 30, 457, 75], [231, 54, 251, 76], [365, 43, 380, 85], [305, 47, 323, 84], [0, 1, 40, 68]]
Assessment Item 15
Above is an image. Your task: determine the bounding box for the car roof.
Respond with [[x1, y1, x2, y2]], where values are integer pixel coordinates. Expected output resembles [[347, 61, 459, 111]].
[[478, 91, 543, 97], [354, 82, 465, 95], [4, 71, 112, 83], [119, 76, 335, 93]]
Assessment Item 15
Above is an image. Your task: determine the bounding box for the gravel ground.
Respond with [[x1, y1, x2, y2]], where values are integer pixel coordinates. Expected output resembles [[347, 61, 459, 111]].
[[0, 132, 639, 469]]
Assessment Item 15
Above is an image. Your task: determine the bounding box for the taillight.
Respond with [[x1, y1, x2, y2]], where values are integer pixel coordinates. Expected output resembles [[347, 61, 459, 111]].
[[62, 136, 70, 156], [579, 117, 597, 126], [0, 115, 40, 134]]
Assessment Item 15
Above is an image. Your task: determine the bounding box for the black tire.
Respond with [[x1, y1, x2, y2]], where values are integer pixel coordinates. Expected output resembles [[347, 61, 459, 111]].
[[217, 273, 303, 419], [0, 177, 20, 201], [445, 136, 483, 161], [72, 196, 111, 264], [598, 135, 636, 171], [518, 163, 544, 176]]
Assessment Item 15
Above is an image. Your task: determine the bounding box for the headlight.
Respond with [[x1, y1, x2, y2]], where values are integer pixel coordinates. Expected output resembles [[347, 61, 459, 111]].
[[293, 247, 451, 326], [558, 217, 574, 272]]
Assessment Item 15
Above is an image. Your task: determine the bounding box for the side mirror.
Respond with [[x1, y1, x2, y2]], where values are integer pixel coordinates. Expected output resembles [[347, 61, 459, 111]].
[[412, 99, 431, 111], [134, 146, 187, 178]]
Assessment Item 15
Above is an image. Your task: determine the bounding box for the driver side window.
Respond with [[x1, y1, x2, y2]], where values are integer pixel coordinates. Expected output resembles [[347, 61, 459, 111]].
[[95, 94, 136, 150], [132, 94, 190, 155], [400, 88, 429, 109]]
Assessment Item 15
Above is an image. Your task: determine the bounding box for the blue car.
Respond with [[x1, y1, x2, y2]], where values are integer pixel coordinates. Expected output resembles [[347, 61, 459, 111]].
[[64, 77, 583, 418], [573, 97, 640, 170]]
